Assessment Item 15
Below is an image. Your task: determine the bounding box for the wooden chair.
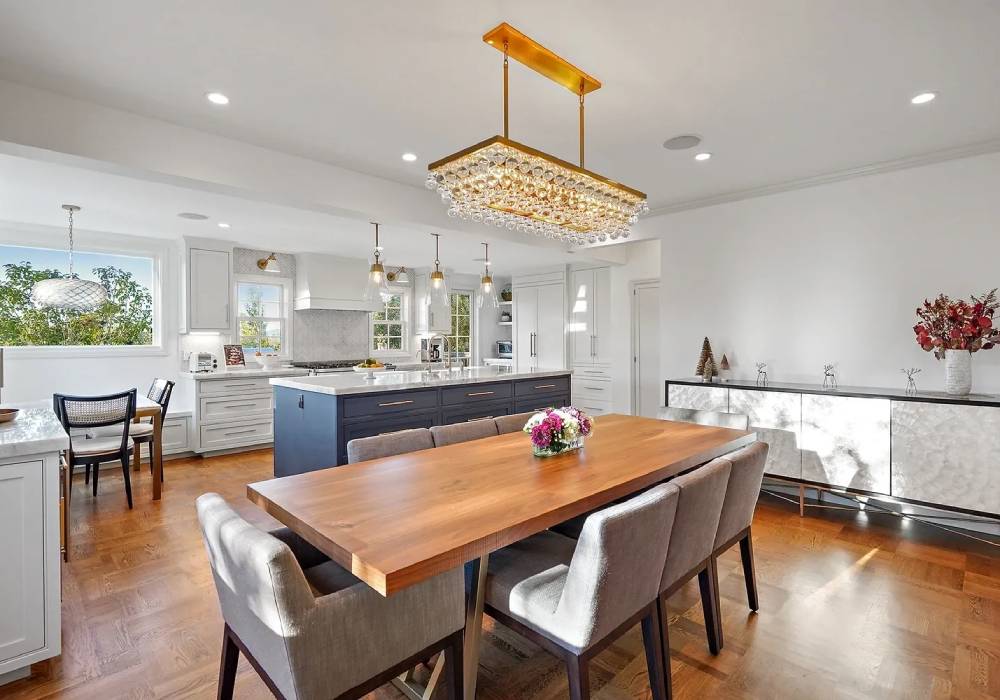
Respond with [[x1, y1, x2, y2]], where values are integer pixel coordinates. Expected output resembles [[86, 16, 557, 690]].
[[90, 378, 175, 480], [54, 389, 137, 509]]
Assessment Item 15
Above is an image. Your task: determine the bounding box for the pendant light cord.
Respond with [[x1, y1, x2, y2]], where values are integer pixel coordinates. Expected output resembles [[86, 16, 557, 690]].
[[372, 222, 381, 263], [433, 233, 441, 271], [67, 207, 75, 277]]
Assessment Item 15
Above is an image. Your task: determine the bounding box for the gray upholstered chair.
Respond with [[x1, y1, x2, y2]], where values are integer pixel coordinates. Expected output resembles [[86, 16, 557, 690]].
[[196, 493, 464, 700], [657, 458, 732, 694], [711, 442, 769, 648], [658, 405, 750, 431], [346, 428, 434, 464], [494, 411, 536, 435], [483, 484, 680, 700], [430, 419, 498, 447]]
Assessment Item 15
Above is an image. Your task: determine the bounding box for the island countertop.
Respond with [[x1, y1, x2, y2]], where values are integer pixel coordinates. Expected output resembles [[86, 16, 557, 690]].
[[0, 407, 69, 459], [270, 366, 572, 396]]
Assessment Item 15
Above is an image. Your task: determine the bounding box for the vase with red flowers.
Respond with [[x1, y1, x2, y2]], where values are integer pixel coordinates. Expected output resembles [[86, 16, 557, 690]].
[[913, 289, 999, 395]]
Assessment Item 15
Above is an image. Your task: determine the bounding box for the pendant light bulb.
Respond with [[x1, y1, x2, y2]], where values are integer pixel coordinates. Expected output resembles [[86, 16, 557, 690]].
[[478, 241, 500, 309], [363, 223, 392, 303], [427, 233, 449, 307]]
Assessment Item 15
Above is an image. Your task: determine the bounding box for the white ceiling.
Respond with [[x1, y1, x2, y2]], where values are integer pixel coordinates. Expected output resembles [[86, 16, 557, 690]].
[[0, 153, 582, 274], [0, 1, 998, 211]]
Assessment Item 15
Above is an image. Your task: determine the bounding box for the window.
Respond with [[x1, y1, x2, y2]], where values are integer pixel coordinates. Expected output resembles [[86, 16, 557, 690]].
[[237, 277, 290, 356], [448, 290, 473, 355], [370, 292, 407, 354], [0, 243, 154, 347]]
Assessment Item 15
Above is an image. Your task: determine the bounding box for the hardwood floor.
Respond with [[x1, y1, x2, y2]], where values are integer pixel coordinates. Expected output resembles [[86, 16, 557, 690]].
[[5, 450, 999, 699]]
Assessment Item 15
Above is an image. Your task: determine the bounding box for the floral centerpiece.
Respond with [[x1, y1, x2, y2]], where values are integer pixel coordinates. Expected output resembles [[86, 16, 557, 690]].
[[524, 406, 594, 457], [913, 289, 999, 395]]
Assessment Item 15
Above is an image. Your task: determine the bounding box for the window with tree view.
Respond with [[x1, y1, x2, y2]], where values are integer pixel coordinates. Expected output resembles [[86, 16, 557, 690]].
[[371, 293, 405, 353], [449, 291, 472, 355], [0, 244, 154, 347], [238, 280, 286, 355]]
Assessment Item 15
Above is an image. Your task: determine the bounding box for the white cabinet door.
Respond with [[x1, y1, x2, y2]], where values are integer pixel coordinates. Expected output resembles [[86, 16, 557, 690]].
[[189, 248, 231, 330], [569, 268, 594, 365], [729, 389, 801, 479], [513, 286, 538, 372], [0, 460, 45, 662], [592, 266, 612, 365], [801, 395, 890, 493], [667, 384, 729, 412], [535, 282, 566, 370]]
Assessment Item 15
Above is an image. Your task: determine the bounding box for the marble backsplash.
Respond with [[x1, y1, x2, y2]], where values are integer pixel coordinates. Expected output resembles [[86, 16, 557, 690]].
[[293, 309, 370, 362]]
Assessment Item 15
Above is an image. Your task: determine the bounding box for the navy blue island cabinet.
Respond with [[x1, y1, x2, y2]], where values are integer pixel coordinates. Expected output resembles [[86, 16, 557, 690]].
[[272, 373, 571, 476]]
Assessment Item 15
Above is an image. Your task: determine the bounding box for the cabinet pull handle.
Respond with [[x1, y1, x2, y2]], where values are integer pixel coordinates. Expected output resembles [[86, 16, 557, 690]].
[[298, 394, 304, 409], [223, 428, 258, 437], [583, 386, 604, 391], [467, 416, 493, 422], [378, 399, 415, 407], [466, 391, 495, 397], [222, 403, 255, 409], [535, 384, 556, 389]]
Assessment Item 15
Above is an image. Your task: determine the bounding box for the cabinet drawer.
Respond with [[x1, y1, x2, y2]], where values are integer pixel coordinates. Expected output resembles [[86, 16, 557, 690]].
[[573, 366, 611, 381], [514, 376, 570, 398], [343, 390, 438, 418], [200, 391, 273, 423], [441, 382, 512, 406], [160, 416, 190, 453], [199, 377, 272, 396], [515, 394, 570, 414], [572, 379, 612, 402], [574, 398, 613, 417], [441, 399, 512, 424], [200, 418, 273, 450]]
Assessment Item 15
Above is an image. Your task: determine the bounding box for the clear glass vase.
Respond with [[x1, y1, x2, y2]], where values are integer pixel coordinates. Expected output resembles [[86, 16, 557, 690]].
[[532, 437, 584, 458]]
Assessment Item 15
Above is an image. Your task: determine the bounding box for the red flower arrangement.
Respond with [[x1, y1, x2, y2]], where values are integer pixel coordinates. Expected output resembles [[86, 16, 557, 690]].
[[913, 289, 1000, 359]]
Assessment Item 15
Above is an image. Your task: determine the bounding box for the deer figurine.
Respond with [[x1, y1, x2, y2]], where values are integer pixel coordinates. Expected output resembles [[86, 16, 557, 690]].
[[823, 364, 838, 389], [755, 362, 768, 387]]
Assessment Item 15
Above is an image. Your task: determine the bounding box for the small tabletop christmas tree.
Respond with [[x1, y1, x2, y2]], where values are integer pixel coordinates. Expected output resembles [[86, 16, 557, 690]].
[[695, 337, 718, 378]]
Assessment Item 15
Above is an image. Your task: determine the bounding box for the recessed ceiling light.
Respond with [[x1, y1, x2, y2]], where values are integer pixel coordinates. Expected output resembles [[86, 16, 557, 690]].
[[663, 134, 702, 151], [694, 152, 712, 161], [911, 92, 936, 105], [217, 222, 231, 229], [205, 92, 230, 105], [402, 152, 418, 162], [178, 212, 209, 220]]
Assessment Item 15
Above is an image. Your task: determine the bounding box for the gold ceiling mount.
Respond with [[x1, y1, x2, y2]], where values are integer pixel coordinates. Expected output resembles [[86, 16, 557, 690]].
[[483, 23, 601, 96]]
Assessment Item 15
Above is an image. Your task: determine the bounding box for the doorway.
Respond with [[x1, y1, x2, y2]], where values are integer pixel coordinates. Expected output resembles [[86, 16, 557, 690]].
[[631, 280, 661, 417]]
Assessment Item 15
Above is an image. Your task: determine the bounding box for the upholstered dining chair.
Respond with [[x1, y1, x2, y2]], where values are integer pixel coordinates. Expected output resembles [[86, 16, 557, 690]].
[[657, 457, 732, 693], [430, 419, 498, 447], [54, 389, 137, 509], [493, 411, 536, 435], [346, 428, 434, 464], [90, 378, 175, 480], [482, 483, 681, 700], [657, 406, 750, 431], [709, 442, 769, 650], [196, 493, 464, 700]]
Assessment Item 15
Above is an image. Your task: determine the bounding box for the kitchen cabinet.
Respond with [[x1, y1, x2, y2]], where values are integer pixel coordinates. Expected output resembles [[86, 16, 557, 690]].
[[513, 282, 565, 372], [414, 272, 452, 334], [186, 246, 231, 331], [569, 266, 611, 367]]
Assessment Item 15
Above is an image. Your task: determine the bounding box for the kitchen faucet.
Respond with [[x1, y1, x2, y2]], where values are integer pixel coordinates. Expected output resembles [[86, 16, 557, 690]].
[[428, 333, 452, 371]]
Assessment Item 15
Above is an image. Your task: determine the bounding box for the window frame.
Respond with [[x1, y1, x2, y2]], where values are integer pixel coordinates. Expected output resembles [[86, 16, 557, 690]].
[[0, 223, 168, 358], [234, 273, 293, 360], [369, 286, 411, 358], [448, 288, 474, 360]]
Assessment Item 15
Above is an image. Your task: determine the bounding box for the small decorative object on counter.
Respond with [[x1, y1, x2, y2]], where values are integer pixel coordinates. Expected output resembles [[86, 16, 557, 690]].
[[500, 284, 513, 302], [354, 358, 386, 379], [755, 362, 768, 387], [913, 288, 998, 395], [524, 406, 594, 457], [500, 310, 512, 322], [702, 356, 716, 383], [901, 367, 921, 396], [718, 354, 731, 381], [223, 344, 245, 367], [695, 337, 717, 379], [822, 364, 837, 390]]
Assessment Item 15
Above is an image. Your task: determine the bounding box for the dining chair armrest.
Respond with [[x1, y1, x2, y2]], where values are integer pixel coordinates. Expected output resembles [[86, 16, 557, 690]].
[[269, 527, 329, 569]]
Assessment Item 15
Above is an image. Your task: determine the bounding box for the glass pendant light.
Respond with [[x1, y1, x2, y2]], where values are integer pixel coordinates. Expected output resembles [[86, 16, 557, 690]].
[[427, 233, 449, 307], [31, 205, 109, 312], [362, 222, 391, 303], [478, 241, 499, 309]]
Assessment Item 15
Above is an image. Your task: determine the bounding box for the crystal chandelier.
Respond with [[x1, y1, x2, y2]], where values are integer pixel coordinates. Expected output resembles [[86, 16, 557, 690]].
[[31, 205, 109, 312], [426, 23, 648, 245]]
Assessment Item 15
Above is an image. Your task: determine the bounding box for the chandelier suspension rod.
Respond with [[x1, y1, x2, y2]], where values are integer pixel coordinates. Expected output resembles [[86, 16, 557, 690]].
[[503, 40, 510, 138], [579, 81, 585, 168]]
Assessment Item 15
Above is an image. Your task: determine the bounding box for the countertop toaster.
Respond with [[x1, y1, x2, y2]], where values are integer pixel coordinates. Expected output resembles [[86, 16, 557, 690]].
[[189, 352, 218, 373]]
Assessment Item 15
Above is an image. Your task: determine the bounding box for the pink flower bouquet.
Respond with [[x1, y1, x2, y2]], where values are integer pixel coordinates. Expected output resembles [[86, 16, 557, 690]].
[[523, 406, 594, 457]]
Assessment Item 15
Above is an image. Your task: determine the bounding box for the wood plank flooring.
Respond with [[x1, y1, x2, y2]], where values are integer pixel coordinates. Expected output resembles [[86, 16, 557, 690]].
[[4, 450, 999, 699]]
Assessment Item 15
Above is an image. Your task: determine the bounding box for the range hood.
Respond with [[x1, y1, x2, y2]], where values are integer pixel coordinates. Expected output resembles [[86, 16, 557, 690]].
[[293, 253, 382, 312]]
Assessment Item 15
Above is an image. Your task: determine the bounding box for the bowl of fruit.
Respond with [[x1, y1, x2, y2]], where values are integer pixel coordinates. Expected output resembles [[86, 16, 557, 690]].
[[354, 358, 386, 377]]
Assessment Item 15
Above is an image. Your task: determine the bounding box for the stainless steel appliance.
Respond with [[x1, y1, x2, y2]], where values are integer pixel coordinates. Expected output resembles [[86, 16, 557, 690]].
[[290, 360, 366, 376], [496, 340, 513, 358], [420, 337, 446, 363], [188, 352, 218, 373]]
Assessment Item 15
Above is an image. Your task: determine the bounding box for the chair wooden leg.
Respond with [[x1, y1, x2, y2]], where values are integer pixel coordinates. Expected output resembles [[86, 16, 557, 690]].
[[656, 595, 673, 700], [739, 531, 759, 612], [698, 561, 723, 655], [84, 463, 90, 485], [121, 457, 133, 509], [91, 462, 99, 496], [445, 630, 463, 700], [566, 653, 590, 700], [641, 605, 668, 700], [218, 626, 239, 700], [133, 442, 141, 471]]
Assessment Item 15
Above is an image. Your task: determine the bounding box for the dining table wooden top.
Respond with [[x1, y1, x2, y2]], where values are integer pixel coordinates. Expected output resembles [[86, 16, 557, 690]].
[[247, 413, 756, 596]]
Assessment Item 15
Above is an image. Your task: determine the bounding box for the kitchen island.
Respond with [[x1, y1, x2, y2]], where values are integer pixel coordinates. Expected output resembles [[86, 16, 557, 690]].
[[270, 367, 571, 475]]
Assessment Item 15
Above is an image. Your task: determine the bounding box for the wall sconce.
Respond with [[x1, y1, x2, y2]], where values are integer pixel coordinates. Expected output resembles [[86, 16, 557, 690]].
[[257, 253, 280, 273]]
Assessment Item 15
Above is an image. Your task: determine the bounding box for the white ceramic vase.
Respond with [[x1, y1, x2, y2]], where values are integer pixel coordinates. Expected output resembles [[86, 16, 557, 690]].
[[944, 349, 972, 395]]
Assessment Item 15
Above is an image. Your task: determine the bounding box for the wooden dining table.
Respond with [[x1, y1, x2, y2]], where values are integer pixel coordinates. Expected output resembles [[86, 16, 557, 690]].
[[247, 413, 755, 699], [135, 395, 164, 500]]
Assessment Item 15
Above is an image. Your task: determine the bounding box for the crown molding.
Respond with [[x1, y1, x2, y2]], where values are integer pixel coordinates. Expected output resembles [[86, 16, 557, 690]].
[[647, 138, 1000, 217]]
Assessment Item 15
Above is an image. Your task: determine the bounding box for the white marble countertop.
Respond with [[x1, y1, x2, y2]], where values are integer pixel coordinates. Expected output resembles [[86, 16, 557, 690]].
[[270, 366, 572, 396], [181, 367, 309, 380], [0, 407, 69, 459]]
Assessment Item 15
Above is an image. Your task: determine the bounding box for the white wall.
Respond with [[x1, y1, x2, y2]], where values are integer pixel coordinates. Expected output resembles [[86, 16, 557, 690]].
[[654, 152, 1000, 393]]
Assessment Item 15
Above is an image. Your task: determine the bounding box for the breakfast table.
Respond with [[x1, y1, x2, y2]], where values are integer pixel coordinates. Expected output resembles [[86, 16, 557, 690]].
[[135, 394, 164, 500], [247, 413, 755, 699]]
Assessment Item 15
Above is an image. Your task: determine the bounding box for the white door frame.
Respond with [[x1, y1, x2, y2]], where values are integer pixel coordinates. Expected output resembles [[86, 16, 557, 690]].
[[630, 279, 660, 416]]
